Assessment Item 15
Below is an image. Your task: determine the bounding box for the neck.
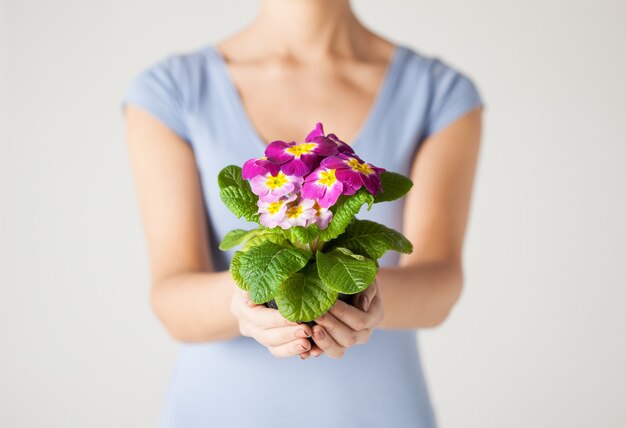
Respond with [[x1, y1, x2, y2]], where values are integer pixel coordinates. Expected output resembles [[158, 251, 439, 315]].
[[251, 0, 366, 59]]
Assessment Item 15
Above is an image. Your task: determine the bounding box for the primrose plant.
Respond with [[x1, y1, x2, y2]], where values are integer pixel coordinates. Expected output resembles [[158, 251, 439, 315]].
[[218, 123, 414, 322]]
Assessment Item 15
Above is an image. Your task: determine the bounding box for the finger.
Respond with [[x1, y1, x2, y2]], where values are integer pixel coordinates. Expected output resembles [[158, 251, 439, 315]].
[[241, 289, 257, 308], [308, 344, 324, 358], [366, 293, 385, 326], [311, 325, 345, 358], [257, 324, 313, 347], [315, 312, 369, 348], [230, 289, 249, 316], [329, 299, 373, 331], [356, 281, 378, 312], [242, 303, 299, 329], [268, 338, 311, 358]]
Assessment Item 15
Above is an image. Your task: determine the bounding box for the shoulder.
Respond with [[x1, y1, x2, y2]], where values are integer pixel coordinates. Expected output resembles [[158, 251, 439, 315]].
[[396, 44, 484, 138], [126, 46, 212, 107], [397, 44, 481, 96], [121, 46, 213, 141]]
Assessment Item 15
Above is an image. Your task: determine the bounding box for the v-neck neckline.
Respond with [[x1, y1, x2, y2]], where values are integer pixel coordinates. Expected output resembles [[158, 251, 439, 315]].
[[206, 43, 403, 152]]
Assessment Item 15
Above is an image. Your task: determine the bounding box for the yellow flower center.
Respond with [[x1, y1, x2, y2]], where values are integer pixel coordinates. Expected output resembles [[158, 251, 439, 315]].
[[286, 204, 304, 219], [313, 201, 323, 215], [318, 169, 337, 187], [265, 172, 288, 189], [286, 143, 316, 157], [267, 201, 284, 215], [347, 157, 373, 175]]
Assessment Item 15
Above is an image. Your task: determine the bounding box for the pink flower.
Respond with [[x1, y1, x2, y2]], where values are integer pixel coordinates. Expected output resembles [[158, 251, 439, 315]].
[[304, 122, 326, 142], [257, 194, 296, 228], [265, 138, 337, 177], [306, 201, 333, 230], [242, 157, 280, 179], [321, 154, 385, 196], [279, 198, 317, 229], [301, 166, 344, 208], [250, 171, 303, 202], [305, 122, 355, 154]]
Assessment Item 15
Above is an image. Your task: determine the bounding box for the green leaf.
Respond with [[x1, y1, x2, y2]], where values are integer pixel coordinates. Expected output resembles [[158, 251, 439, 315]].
[[275, 264, 338, 322], [219, 186, 259, 222], [238, 243, 311, 304], [220, 228, 286, 251], [229, 250, 247, 290], [242, 231, 288, 251], [219, 229, 253, 250], [217, 165, 260, 222], [329, 219, 413, 260], [217, 165, 246, 190], [320, 190, 374, 241], [283, 224, 321, 245], [316, 247, 377, 294], [374, 171, 413, 203]]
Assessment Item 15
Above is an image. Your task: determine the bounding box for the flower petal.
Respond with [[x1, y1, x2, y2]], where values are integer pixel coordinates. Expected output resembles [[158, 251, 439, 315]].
[[249, 174, 270, 196], [318, 181, 343, 208], [257, 158, 282, 176], [280, 158, 313, 177], [301, 180, 327, 200], [361, 173, 382, 195], [242, 158, 263, 179], [265, 140, 294, 164], [327, 133, 355, 154], [320, 155, 346, 170], [305, 122, 325, 142], [335, 168, 363, 194], [310, 137, 339, 157]]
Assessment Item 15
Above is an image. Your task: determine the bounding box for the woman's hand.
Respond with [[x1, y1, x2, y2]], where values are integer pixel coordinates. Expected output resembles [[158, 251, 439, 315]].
[[230, 289, 314, 358], [308, 280, 384, 359]]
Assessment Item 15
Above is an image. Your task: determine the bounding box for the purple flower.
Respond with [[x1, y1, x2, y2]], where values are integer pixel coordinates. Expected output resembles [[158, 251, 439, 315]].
[[250, 171, 303, 202], [301, 166, 344, 208], [258, 194, 296, 228], [304, 122, 326, 142], [305, 122, 355, 154], [265, 138, 337, 177], [306, 201, 333, 230], [242, 157, 280, 179], [327, 133, 355, 154], [280, 198, 317, 229], [321, 154, 385, 196]]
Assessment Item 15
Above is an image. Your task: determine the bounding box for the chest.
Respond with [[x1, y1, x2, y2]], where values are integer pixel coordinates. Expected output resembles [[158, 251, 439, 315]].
[[223, 59, 390, 144]]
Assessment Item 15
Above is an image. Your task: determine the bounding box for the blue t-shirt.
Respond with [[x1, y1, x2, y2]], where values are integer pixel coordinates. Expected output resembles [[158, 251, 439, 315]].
[[121, 43, 483, 428]]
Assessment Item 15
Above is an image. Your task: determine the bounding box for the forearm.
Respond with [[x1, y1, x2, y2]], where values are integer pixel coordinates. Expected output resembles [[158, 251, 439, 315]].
[[376, 261, 463, 329], [151, 270, 240, 342]]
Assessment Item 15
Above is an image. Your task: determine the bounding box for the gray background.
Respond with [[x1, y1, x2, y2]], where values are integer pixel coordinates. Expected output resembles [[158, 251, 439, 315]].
[[1, 0, 625, 426]]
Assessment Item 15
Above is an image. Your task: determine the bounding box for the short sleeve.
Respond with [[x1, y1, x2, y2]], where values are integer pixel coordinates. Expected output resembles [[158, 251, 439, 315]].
[[120, 56, 190, 142], [423, 59, 484, 138]]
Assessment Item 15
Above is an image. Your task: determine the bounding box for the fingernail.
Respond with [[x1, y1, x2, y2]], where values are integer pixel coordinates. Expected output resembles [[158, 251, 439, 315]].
[[296, 329, 310, 338], [298, 343, 309, 352], [315, 328, 325, 340], [361, 296, 370, 312], [317, 314, 326, 322]]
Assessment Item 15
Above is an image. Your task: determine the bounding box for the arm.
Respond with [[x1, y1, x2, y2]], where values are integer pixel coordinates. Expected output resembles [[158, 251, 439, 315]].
[[125, 105, 239, 342], [309, 108, 482, 357], [377, 107, 483, 328], [125, 106, 314, 356]]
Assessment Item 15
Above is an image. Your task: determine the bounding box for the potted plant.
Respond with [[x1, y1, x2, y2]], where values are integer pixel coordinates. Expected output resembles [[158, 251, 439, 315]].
[[218, 123, 413, 335]]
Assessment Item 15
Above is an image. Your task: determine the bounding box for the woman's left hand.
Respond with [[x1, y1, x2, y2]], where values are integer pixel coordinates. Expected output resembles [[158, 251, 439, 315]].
[[305, 280, 384, 359]]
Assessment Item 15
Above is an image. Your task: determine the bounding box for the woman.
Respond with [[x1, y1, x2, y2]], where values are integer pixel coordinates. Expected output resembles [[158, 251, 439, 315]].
[[122, 0, 483, 426]]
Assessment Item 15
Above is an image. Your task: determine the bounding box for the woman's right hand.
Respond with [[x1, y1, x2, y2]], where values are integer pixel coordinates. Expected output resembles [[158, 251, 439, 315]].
[[230, 289, 314, 358]]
